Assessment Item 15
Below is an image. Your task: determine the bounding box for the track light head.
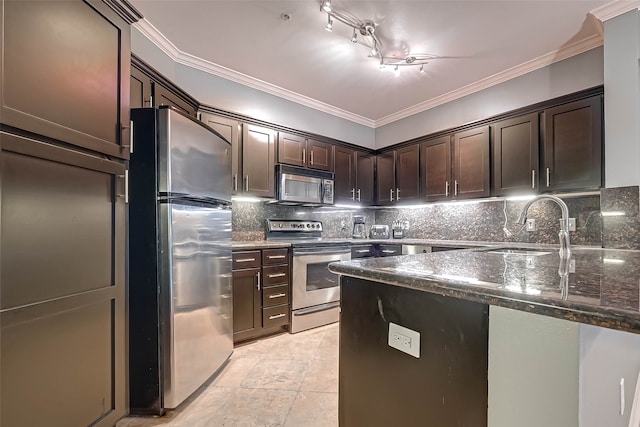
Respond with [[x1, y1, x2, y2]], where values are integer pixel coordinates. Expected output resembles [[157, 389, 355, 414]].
[[325, 15, 333, 32], [321, 0, 332, 13]]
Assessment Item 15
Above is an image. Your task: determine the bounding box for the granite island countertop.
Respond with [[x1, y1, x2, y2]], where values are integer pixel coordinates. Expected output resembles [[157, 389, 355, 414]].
[[329, 247, 640, 334]]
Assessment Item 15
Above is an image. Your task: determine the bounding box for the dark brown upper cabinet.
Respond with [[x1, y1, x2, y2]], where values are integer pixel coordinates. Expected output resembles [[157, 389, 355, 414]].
[[334, 146, 374, 204], [242, 124, 277, 197], [130, 56, 198, 118], [375, 146, 420, 205], [492, 113, 540, 196], [453, 126, 490, 199], [199, 112, 241, 193], [420, 126, 489, 202], [541, 96, 602, 192], [421, 136, 452, 202], [1, 0, 135, 160], [395, 145, 421, 203], [277, 132, 333, 172], [375, 151, 396, 205]]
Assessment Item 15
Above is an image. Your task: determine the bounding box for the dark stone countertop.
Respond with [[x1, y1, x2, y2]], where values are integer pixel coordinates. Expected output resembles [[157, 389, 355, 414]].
[[328, 246, 640, 334]]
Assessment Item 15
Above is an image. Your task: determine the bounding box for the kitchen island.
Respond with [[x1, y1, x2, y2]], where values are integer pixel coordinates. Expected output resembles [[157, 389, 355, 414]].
[[329, 247, 640, 427]]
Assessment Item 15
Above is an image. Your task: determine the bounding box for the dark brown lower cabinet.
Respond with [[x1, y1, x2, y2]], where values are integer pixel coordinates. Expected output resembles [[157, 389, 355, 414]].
[[0, 130, 127, 427], [340, 277, 488, 427], [232, 248, 290, 342], [232, 268, 262, 340]]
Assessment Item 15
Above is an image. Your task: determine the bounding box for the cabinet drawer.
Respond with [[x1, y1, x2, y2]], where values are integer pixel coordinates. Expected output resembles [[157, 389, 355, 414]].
[[262, 304, 290, 329], [378, 244, 402, 257], [232, 251, 261, 270], [262, 248, 289, 265], [262, 284, 289, 307], [351, 245, 375, 259], [262, 265, 289, 287]]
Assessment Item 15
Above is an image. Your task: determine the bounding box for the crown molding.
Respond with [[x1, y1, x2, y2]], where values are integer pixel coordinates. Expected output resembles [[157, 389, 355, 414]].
[[375, 33, 603, 127], [134, 19, 602, 130], [590, 0, 640, 22], [133, 19, 376, 128]]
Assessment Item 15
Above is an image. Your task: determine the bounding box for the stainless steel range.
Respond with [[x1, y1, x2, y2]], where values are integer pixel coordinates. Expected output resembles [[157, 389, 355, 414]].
[[266, 219, 350, 333]]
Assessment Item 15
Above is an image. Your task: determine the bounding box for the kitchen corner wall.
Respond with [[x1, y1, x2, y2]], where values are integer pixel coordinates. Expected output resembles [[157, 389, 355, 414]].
[[232, 186, 640, 250]]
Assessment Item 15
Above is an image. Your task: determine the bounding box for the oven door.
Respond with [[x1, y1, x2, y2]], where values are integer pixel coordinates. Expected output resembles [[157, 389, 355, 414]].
[[291, 246, 351, 310]]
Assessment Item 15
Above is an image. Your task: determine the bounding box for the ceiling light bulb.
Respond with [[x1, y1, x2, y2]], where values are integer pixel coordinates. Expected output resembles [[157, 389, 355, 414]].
[[325, 15, 333, 32], [321, 0, 332, 13], [420, 64, 425, 75], [351, 29, 358, 43], [394, 65, 400, 77]]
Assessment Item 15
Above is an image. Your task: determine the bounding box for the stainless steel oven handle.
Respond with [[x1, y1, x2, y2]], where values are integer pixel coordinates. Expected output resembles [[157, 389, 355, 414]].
[[292, 247, 351, 256], [293, 301, 341, 316]]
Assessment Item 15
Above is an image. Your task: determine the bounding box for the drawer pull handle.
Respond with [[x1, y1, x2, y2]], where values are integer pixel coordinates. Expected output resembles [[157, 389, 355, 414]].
[[381, 250, 397, 254], [268, 273, 286, 278], [268, 293, 287, 299], [235, 258, 256, 263], [355, 249, 371, 253], [269, 313, 286, 320], [267, 255, 286, 259]]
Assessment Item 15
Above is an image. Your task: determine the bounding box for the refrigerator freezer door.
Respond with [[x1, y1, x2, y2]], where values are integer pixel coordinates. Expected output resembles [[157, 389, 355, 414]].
[[159, 202, 233, 409], [157, 108, 232, 202]]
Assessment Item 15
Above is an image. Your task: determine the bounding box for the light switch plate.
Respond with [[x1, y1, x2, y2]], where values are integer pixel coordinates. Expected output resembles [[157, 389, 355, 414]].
[[526, 218, 536, 232], [388, 322, 420, 358], [568, 218, 576, 232]]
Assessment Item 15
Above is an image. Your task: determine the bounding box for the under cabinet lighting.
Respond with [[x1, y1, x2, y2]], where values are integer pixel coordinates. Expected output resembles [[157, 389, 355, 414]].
[[601, 211, 626, 217], [231, 196, 262, 203], [603, 258, 625, 264]]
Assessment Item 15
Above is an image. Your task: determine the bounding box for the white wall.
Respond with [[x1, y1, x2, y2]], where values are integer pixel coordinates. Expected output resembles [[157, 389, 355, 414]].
[[375, 48, 604, 149], [604, 9, 640, 188], [130, 27, 376, 148]]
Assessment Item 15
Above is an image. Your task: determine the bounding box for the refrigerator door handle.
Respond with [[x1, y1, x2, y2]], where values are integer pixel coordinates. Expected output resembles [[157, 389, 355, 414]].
[[117, 170, 129, 203]]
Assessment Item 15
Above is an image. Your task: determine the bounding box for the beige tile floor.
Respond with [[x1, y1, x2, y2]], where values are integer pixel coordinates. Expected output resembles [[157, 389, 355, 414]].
[[117, 323, 339, 427]]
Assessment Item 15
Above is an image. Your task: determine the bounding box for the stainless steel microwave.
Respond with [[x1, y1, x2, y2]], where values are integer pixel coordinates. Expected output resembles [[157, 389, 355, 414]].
[[276, 164, 334, 205]]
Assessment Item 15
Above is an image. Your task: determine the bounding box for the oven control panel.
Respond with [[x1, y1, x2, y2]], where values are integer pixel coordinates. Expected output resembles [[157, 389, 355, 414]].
[[267, 219, 323, 232]]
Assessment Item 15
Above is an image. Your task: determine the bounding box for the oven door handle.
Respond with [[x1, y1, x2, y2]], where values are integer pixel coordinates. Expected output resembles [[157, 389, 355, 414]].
[[293, 247, 351, 256], [293, 301, 341, 316]]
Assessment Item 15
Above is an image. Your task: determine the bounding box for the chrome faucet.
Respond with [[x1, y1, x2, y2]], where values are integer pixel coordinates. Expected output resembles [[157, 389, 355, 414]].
[[516, 195, 571, 259]]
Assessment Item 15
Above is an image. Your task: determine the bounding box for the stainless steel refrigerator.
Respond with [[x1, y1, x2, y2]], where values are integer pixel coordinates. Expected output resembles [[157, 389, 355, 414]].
[[128, 107, 233, 415]]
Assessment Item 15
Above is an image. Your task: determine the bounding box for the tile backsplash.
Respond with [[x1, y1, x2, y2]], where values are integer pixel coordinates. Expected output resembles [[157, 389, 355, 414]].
[[232, 186, 640, 250]]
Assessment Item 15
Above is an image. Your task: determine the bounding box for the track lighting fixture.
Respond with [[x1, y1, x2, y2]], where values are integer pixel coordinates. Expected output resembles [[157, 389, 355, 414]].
[[319, 1, 436, 76], [325, 15, 333, 32]]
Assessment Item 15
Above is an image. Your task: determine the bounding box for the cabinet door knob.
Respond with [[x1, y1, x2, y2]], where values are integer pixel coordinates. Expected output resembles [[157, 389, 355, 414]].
[[445, 181, 450, 197], [531, 170, 536, 189], [302, 148, 306, 164], [454, 180, 459, 196], [310, 150, 314, 165], [357, 188, 361, 201], [351, 188, 355, 201], [256, 271, 261, 291], [390, 189, 394, 202], [396, 188, 400, 201]]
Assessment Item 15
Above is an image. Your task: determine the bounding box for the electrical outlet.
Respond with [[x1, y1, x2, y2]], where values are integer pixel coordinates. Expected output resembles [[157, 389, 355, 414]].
[[388, 322, 420, 358], [526, 218, 536, 232], [568, 218, 576, 232]]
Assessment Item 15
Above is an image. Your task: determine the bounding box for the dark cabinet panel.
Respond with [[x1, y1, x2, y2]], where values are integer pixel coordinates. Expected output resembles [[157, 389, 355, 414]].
[[376, 152, 396, 205], [340, 277, 488, 427], [233, 248, 290, 343], [356, 152, 375, 204], [242, 124, 277, 197], [334, 147, 374, 204], [232, 268, 261, 337], [334, 146, 356, 202], [278, 134, 333, 172], [453, 126, 490, 199], [154, 83, 197, 118], [351, 244, 376, 259], [308, 139, 333, 171], [395, 145, 420, 203], [542, 96, 602, 191], [277, 132, 306, 167], [0, 131, 127, 427], [130, 66, 153, 110], [492, 113, 539, 196], [421, 136, 451, 202], [1, 0, 131, 159], [199, 113, 241, 193]]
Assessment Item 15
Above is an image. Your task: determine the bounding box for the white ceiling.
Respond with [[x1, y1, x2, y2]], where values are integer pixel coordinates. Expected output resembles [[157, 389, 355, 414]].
[[130, 1, 631, 127]]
